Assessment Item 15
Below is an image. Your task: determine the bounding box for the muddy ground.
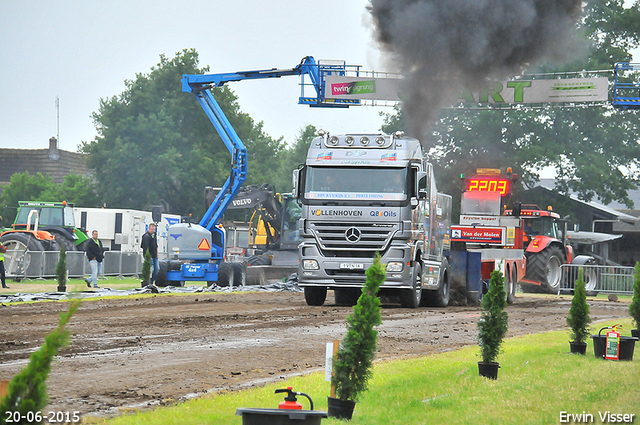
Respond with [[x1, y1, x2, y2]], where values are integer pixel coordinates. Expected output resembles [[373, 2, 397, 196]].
[[0, 290, 630, 420]]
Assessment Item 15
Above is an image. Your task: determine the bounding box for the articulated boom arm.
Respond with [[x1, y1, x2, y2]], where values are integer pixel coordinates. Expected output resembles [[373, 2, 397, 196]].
[[182, 56, 361, 231]]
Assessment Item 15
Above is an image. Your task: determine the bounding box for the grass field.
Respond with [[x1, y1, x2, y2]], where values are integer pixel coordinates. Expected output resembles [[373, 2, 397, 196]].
[[89, 318, 638, 425]]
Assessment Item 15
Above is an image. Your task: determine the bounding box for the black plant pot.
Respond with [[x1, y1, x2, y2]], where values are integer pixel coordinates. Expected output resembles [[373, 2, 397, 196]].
[[632, 329, 639, 339], [478, 361, 500, 379], [591, 335, 639, 360], [235, 408, 327, 425], [569, 341, 587, 355], [327, 397, 356, 420]]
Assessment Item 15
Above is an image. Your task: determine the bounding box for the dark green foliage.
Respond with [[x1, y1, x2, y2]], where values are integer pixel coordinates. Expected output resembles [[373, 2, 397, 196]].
[[141, 250, 152, 286], [0, 301, 80, 423], [55, 245, 67, 291], [566, 269, 592, 344], [332, 254, 384, 402], [0, 172, 100, 227], [478, 270, 509, 364], [629, 262, 640, 329]]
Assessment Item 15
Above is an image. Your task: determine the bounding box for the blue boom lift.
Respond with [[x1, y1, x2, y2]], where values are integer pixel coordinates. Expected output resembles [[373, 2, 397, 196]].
[[612, 62, 640, 109], [156, 56, 363, 287]]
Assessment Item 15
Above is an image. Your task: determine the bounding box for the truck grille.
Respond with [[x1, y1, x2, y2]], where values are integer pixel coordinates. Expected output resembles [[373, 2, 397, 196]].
[[310, 222, 397, 252]]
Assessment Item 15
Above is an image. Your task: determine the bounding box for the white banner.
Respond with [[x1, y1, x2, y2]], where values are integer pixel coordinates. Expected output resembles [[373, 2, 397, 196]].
[[324, 76, 609, 104]]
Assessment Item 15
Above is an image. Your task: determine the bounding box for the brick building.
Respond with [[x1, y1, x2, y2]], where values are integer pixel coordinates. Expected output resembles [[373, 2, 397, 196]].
[[0, 137, 89, 194]]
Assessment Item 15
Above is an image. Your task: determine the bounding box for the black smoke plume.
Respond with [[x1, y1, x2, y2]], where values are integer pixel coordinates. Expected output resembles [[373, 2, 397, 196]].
[[368, 0, 583, 142]]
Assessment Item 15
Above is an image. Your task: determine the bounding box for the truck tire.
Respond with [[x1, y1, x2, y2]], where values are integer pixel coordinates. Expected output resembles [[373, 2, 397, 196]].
[[304, 287, 327, 306], [423, 259, 450, 307], [505, 266, 516, 304], [155, 261, 170, 287], [334, 288, 360, 306], [247, 255, 271, 266], [232, 262, 247, 287], [525, 246, 564, 293], [217, 261, 234, 287], [400, 263, 422, 308]]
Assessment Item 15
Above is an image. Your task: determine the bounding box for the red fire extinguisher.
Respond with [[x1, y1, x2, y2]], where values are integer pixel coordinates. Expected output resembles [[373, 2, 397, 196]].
[[275, 387, 314, 410], [605, 324, 622, 360]]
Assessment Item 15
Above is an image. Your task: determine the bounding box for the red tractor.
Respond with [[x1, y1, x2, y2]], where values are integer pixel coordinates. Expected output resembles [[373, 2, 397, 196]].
[[507, 204, 585, 294]]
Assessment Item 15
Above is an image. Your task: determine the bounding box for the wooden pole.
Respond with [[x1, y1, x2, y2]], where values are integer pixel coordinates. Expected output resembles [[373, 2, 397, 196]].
[[330, 340, 339, 398], [0, 379, 9, 398]]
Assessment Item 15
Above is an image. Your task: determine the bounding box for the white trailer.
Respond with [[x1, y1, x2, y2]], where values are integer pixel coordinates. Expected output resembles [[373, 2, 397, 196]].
[[72, 207, 180, 259]]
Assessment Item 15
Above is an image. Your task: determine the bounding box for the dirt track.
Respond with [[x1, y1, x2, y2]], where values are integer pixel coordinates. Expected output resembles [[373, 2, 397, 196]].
[[0, 291, 631, 420]]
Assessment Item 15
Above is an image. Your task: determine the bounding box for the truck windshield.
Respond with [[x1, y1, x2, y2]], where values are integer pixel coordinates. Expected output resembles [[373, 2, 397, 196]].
[[304, 167, 408, 201]]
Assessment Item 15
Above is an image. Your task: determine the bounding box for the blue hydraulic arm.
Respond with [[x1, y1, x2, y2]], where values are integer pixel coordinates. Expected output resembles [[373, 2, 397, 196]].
[[181, 56, 361, 232], [613, 62, 640, 109]]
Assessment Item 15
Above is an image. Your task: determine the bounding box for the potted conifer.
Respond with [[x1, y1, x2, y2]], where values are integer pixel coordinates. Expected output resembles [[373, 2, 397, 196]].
[[329, 254, 384, 420], [630, 262, 640, 339], [566, 269, 591, 354], [477, 270, 509, 379], [55, 245, 67, 292], [141, 251, 152, 287]]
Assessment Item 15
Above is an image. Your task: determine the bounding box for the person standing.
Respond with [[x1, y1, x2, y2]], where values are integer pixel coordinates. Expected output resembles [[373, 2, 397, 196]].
[[141, 223, 159, 285], [0, 241, 9, 289], [85, 230, 103, 288]]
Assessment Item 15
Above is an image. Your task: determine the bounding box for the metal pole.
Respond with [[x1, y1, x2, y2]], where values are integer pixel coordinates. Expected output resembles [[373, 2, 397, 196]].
[[56, 96, 60, 143]]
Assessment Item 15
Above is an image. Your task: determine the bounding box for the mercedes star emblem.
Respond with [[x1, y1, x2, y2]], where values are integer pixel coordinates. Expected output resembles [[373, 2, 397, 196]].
[[345, 226, 361, 243]]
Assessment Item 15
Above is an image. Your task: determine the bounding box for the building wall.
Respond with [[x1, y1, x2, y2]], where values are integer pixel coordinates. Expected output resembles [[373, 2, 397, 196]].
[[0, 138, 88, 193]]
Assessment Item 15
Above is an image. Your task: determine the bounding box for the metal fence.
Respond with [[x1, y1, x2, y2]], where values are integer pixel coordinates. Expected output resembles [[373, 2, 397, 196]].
[[559, 264, 635, 294], [5, 250, 143, 281]]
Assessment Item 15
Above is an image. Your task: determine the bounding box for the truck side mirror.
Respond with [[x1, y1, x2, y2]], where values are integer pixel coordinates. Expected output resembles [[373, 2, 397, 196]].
[[292, 169, 300, 198], [417, 172, 428, 200]]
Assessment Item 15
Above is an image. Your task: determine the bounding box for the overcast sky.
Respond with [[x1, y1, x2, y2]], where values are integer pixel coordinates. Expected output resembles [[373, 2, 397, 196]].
[[0, 0, 390, 152]]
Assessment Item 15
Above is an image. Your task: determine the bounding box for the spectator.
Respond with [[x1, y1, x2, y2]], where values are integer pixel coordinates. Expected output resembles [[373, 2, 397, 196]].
[[141, 223, 159, 285], [85, 230, 103, 288]]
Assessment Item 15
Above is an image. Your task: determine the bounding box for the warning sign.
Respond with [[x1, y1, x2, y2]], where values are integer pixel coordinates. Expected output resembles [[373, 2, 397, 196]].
[[451, 226, 505, 244], [198, 238, 211, 251]]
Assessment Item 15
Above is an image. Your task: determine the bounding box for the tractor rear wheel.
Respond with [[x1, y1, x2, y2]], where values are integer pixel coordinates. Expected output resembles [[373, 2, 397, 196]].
[[525, 246, 564, 293], [0, 232, 44, 280]]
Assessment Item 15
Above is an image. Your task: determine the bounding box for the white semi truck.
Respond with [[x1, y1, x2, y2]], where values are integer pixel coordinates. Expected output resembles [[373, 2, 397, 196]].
[[294, 130, 453, 308]]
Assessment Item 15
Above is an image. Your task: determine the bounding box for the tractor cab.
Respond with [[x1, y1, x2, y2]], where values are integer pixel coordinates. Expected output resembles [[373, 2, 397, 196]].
[[507, 205, 562, 249]]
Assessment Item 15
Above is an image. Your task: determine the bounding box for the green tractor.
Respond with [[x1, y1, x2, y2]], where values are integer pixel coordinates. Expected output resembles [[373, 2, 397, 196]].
[[0, 201, 89, 278]]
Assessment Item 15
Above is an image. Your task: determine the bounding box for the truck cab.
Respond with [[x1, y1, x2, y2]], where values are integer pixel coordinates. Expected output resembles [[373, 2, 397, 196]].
[[294, 131, 452, 308]]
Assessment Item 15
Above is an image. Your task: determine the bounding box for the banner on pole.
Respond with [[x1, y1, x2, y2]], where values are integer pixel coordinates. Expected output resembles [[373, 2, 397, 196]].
[[324, 76, 609, 105]]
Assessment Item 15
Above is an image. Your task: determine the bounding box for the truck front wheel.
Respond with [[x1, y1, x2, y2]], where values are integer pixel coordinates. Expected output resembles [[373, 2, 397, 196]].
[[304, 287, 327, 306], [400, 263, 422, 308], [423, 259, 450, 307]]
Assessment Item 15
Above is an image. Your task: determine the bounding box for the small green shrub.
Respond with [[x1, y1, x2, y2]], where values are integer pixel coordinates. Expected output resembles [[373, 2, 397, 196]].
[[55, 245, 67, 292], [0, 300, 80, 423], [478, 270, 509, 364], [629, 262, 640, 329], [566, 269, 591, 344], [141, 251, 152, 286], [332, 254, 384, 402]]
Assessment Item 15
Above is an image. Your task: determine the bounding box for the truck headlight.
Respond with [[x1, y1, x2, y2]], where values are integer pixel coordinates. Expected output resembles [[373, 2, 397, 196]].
[[302, 259, 319, 270], [386, 262, 403, 272]]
